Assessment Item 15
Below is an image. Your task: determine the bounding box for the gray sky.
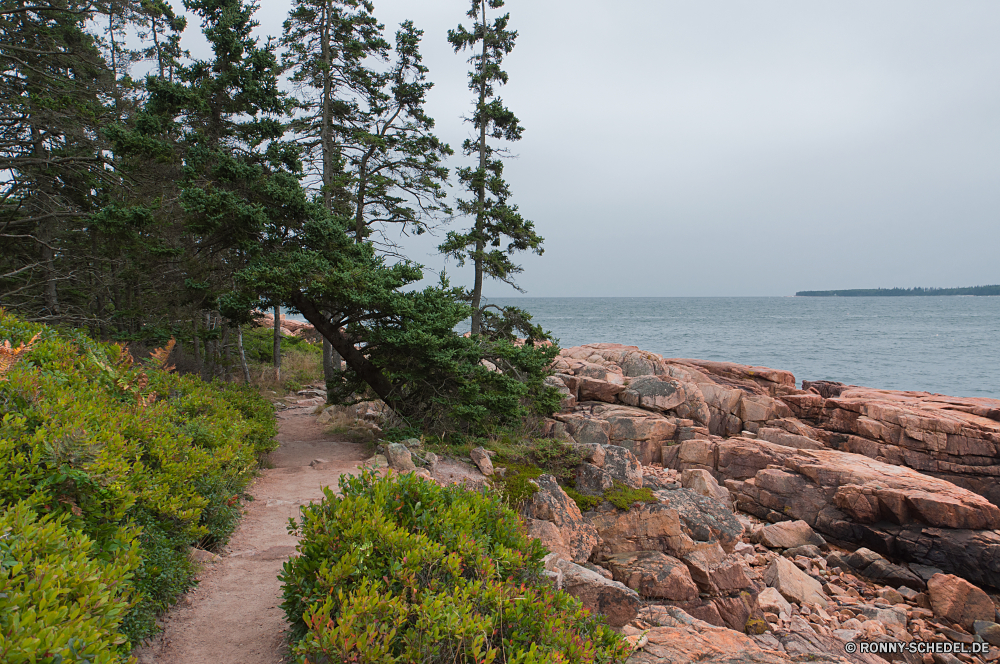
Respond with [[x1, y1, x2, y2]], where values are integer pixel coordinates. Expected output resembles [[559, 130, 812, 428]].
[[182, 0, 1000, 297]]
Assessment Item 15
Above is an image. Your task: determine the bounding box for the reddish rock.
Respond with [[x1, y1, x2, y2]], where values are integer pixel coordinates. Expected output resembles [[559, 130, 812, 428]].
[[521, 475, 598, 564], [577, 377, 625, 403], [603, 550, 699, 600], [926, 573, 996, 630], [556, 559, 641, 627]]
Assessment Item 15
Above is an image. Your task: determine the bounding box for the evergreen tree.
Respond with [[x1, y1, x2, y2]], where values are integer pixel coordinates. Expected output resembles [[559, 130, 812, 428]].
[[439, 0, 543, 335]]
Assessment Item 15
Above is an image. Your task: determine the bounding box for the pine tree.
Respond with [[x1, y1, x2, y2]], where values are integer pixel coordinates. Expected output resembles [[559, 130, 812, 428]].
[[439, 0, 543, 335]]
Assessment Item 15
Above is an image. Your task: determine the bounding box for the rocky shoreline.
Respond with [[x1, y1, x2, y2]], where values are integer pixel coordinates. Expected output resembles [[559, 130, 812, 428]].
[[315, 339, 1000, 663]]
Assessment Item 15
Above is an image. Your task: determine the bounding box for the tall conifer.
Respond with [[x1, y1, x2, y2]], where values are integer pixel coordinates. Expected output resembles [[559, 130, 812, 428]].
[[439, 0, 543, 335]]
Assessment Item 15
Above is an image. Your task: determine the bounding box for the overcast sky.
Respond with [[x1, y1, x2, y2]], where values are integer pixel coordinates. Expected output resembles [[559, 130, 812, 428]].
[[180, 0, 1000, 297]]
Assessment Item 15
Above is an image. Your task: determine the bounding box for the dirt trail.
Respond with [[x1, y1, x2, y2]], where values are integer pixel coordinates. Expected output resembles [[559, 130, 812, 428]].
[[136, 399, 366, 664]]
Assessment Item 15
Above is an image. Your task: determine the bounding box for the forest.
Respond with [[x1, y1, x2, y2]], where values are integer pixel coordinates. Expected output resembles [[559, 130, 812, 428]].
[[0, 0, 559, 434], [795, 286, 1000, 297]]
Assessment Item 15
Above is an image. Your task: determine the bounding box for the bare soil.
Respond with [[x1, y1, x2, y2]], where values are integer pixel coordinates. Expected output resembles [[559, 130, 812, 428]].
[[135, 399, 367, 664]]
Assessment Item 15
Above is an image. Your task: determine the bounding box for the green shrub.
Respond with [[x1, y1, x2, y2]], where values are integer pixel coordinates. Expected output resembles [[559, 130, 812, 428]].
[[0, 310, 277, 648], [0, 502, 141, 664], [281, 472, 629, 664], [603, 483, 657, 511], [564, 487, 603, 512]]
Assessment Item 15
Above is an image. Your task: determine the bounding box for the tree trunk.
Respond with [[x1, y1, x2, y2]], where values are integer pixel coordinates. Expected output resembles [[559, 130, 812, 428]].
[[192, 316, 202, 374], [272, 305, 282, 383], [291, 294, 401, 414], [236, 325, 251, 384], [470, 0, 489, 336]]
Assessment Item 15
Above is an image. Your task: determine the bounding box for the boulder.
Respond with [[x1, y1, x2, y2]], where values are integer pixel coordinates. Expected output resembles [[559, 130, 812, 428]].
[[522, 475, 598, 564], [574, 462, 614, 496], [577, 377, 625, 403], [571, 443, 606, 467], [556, 559, 641, 627], [757, 586, 791, 617], [681, 469, 733, 509], [585, 501, 694, 558], [926, 573, 996, 630], [469, 447, 494, 476], [712, 593, 765, 634], [384, 443, 416, 472], [763, 556, 829, 607], [627, 375, 687, 412], [602, 550, 699, 600], [827, 548, 926, 591], [525, 518, 572, 563], [602, 445, 643, 489], [681, 544, 753, 594], [627, 607, 797, 664], [973, 621, 1000, 647], [657, 487, 744, 554], [753, 520, 825, 550]]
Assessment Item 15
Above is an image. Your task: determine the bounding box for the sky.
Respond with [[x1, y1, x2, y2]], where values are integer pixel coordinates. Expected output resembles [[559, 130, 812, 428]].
[[177, 0, 1000, 297]]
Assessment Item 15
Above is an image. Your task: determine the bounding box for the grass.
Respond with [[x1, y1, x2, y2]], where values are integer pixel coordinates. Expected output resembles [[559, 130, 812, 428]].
[[240, 325, 323, 397]]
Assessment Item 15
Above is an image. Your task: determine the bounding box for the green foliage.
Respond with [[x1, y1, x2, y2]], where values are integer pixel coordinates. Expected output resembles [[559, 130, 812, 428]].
[[441, 0, 543, 334], [564, 487, 602, 513], [241, 326, 321, 364], [0, 502, 141, 664], [0, 311, 276, 647], [280, 471, 629, 664], [238, 215, 561, 434], [603, 483, 657, 511]]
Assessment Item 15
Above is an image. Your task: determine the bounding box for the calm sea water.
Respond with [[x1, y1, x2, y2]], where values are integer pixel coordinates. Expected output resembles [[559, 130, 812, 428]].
[[483, 297, 1000, 399]]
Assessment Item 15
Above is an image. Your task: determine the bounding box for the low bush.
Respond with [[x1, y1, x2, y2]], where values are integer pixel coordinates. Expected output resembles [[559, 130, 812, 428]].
[[280, 471, 629, 664], [0, 502, 140, 664], [241, 325, 322, 393], [0, 310, 277, 649]]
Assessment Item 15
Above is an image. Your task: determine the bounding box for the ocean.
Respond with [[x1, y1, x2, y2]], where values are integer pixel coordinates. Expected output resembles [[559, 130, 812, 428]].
[[484, 297, 1000, 399]]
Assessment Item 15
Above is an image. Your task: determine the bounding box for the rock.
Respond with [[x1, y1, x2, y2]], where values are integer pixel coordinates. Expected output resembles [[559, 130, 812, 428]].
[[841, 548, 926, 591], [401, 437, 422, 448], [384, 443, 416, 472], [558, 403, 678, 463], [972, 621, 1000, 647], [713, 593, 765, 634], [627, 375, 687, 412], [582, 562, 613, 580], [757, 427, 826, 450], [757, 586, 792, 617], [574, 462, 614, 496], [681, 544, 753, 594], [753, 520, 825, 550], [681, 469, 733, 509], [189, 547, 220, 563], [585, 501, 693, 558], [522, 475, 599, 564], [469, 447, 494, 476], [855, 603, 908, 628], [556, 559, 641, 627], [667, 436, 1000, 590], [364, 454, 388, 469], [602, 445, 643, 489], [525, 518, 573, 563], [577, 377, 625, 403], [656, 487, 744, 554], [627, 611, 795, 664], [926, 573, 996, 630], [603, 550, 699, 600], [571, 442, 606, 467], [783, 544, 823, 559], [780, 384, 1000, 510], [878, 588, 906, 605], [764, 556, 829, 607]]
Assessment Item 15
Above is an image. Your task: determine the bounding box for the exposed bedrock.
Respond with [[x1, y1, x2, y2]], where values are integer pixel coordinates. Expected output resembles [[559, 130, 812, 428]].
[[551, 344, 1000, 510], [665, 436, 1000, 590]]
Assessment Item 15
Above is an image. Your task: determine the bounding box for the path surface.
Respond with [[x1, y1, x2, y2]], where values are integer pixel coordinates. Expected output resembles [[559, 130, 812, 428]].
[[136, 399, 366, 664]]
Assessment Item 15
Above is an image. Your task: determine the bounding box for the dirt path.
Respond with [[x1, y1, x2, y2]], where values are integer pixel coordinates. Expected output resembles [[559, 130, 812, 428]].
[[136, 399, 367, 664]]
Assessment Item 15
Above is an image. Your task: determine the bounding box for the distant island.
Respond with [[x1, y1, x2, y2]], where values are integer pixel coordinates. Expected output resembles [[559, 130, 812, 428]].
[[796, 285, 1000, 297]]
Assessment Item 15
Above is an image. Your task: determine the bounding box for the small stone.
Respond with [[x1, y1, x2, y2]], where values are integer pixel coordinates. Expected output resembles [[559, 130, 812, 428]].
[[879, 587, 906, 605], [753, 520, 825, 550], [469, 447, 494, 476], [384, 443, 416, 472], [972, 621, 1000, 647]]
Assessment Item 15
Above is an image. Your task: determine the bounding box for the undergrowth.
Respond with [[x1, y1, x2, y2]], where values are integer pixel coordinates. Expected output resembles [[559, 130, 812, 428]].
[[280, 471, 630, 663], [0, 310, 277, 654]]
